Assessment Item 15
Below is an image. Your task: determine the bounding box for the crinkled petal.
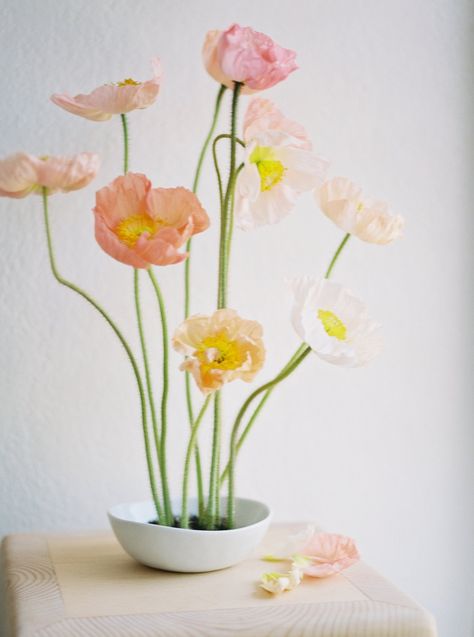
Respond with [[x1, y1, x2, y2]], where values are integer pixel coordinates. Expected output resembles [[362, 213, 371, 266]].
[[0, 153, 39, 198]]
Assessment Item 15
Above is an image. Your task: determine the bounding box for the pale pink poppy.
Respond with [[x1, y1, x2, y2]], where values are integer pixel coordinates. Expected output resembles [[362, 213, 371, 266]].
[[298, 532, 360, 577], [203, 24, 297, 92], [172, 309, 265, 394], [93, 173, 209, 268], [51, 58, 162, 121], [317, 177, 404, 245], [243, 98, 312, 149], [0, 152, 99, 198]]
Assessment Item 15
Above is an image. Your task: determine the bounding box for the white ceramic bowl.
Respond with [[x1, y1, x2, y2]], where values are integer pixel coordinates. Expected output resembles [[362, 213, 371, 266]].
[[108, 497, 272, 573]]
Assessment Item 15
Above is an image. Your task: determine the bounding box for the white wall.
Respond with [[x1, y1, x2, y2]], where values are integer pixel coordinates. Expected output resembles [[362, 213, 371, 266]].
[[0, 1, 472, 635]]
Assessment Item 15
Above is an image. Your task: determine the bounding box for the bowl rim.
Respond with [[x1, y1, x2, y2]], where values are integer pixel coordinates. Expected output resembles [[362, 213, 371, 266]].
[[108, 496, 272, 536]]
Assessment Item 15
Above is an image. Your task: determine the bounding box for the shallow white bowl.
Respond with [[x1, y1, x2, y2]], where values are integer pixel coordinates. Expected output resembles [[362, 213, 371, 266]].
[[108, 497, 272, 573]]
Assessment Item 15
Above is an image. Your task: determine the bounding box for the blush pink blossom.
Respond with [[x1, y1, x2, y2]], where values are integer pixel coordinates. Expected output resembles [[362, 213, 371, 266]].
[[94, 173, 209, 269], [203, 25, 297, 92], [51, 58, 162, 121], [0, 152, 100, 198], [243, 98, 311, 149], [298, 532, 360, 577]]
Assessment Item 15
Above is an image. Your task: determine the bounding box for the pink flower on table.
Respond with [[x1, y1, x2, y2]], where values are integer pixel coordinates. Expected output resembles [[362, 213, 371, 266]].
[[243, 98, 311, 150], [0, 152, 99, 198], [296, 532, 360, 577], [317, 177, 404, 245], [94, 173, 209, 268], [203, 24, 297, 92], [172, 309, 265, 394], [51, 58, 162, 121]]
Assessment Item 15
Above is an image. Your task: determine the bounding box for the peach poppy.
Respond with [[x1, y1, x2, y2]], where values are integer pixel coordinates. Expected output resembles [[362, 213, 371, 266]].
[[203, 24, 297, 92], [172, 309, 265, 394], [93, 173, 209, 268], [295, 531, 360, 577], [317, 177, 404, 245], [51, 58, 162, 121], [0, 152, 99, 198]]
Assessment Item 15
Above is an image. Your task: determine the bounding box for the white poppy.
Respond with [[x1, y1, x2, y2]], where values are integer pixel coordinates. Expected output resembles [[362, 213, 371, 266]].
[[290, 277, 382, 367], [317, 177, 404, 245]]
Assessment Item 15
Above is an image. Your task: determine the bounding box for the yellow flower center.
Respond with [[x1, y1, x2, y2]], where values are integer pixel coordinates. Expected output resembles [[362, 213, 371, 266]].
[[318, 309, 347, 341], [250, 146, 286, 192], [356, 201, 364, 213], [116, 78, 141, 87], [196, 334, 245, 371], [115, 214, 163, 248]]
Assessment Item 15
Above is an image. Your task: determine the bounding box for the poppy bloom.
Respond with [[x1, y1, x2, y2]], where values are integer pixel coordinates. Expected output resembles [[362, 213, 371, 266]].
[[0, 152, 99, 198], [51, 58, 162, 121], [94, 173, 209, 268]]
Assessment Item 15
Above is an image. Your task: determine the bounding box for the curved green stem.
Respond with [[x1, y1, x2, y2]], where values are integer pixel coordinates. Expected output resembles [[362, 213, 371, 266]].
[[147, 268, 173, 525], [41, 189, 162, 521], [325, 233, 350, 278], [184, 85, 226, 517], [227, 347, 312, 527], [133, 269, 164, 520], [221, 231, 353, 490], [120, 114, 129, 174], [181, 396, 211, 528]]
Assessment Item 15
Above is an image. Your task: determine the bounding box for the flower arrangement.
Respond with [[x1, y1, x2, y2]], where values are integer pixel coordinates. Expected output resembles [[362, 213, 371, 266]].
[[1, 24, 403, 533]]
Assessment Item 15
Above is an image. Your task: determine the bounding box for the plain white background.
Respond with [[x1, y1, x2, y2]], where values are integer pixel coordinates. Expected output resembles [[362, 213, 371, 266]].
[[0, 1, 472, 635]]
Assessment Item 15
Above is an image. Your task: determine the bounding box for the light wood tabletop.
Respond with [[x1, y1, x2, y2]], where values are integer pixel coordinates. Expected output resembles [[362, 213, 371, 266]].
[[1, 525, 437, 636]]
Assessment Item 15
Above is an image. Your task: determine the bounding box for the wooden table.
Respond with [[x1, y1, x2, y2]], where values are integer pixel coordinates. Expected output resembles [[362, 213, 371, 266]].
[[1, 525, 437, 636]]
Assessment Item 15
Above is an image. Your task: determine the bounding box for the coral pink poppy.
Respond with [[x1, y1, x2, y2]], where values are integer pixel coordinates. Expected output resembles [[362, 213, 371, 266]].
[[94, 173, 209, 268], [243, 98, 311, 150], [51, 58, 162, 121], [297, 532, 360, 577], [203, 24, 297, 92], [0, 152, 99, 198]]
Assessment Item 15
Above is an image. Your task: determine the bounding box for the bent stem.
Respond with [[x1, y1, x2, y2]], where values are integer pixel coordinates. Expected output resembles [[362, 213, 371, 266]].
[[184, 85, 226, 518], [41, 189, 163, 521], [181, 396, 212, 528], [227, 347, 312, 527], [147, 268, 173, 525]]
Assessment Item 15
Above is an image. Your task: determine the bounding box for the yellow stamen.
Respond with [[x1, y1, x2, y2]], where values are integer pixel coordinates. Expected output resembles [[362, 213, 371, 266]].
[[196, 333, 245, 371], [356, 201, 364, 212], [250, 146, 286, 192], [115, 213, 163, 248], [116, 78, 140, 87], [318, 309, 347, 341]]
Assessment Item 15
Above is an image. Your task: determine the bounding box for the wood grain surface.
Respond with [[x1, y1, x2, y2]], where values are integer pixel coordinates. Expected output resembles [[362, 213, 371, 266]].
[[1, 526, 437, 637]]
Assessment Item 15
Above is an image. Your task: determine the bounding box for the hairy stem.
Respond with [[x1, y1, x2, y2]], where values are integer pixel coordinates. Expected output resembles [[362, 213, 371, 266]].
[[41, 189, 162, 520]]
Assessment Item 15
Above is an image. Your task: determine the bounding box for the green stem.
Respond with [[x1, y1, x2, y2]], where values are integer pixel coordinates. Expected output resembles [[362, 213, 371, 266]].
[[41, 189, 162, 521], [218, 82, 242, 309], [207, 391, 222, 529], [120, 114, 129, 174], [227, 347, 312, 527], [212, 134, 246, 207], [184, 85, 226, 517], [147, 268, 173, 525], [325, 233, 350, 278], [181, 396, 211, 528], [223, 162, 244, 295], [133, 269, 164, 520]]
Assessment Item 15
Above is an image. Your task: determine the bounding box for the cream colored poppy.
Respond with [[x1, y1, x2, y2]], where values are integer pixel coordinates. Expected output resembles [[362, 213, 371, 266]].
[[172, 309, 265, 394], [317, 177, 404, 244]]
